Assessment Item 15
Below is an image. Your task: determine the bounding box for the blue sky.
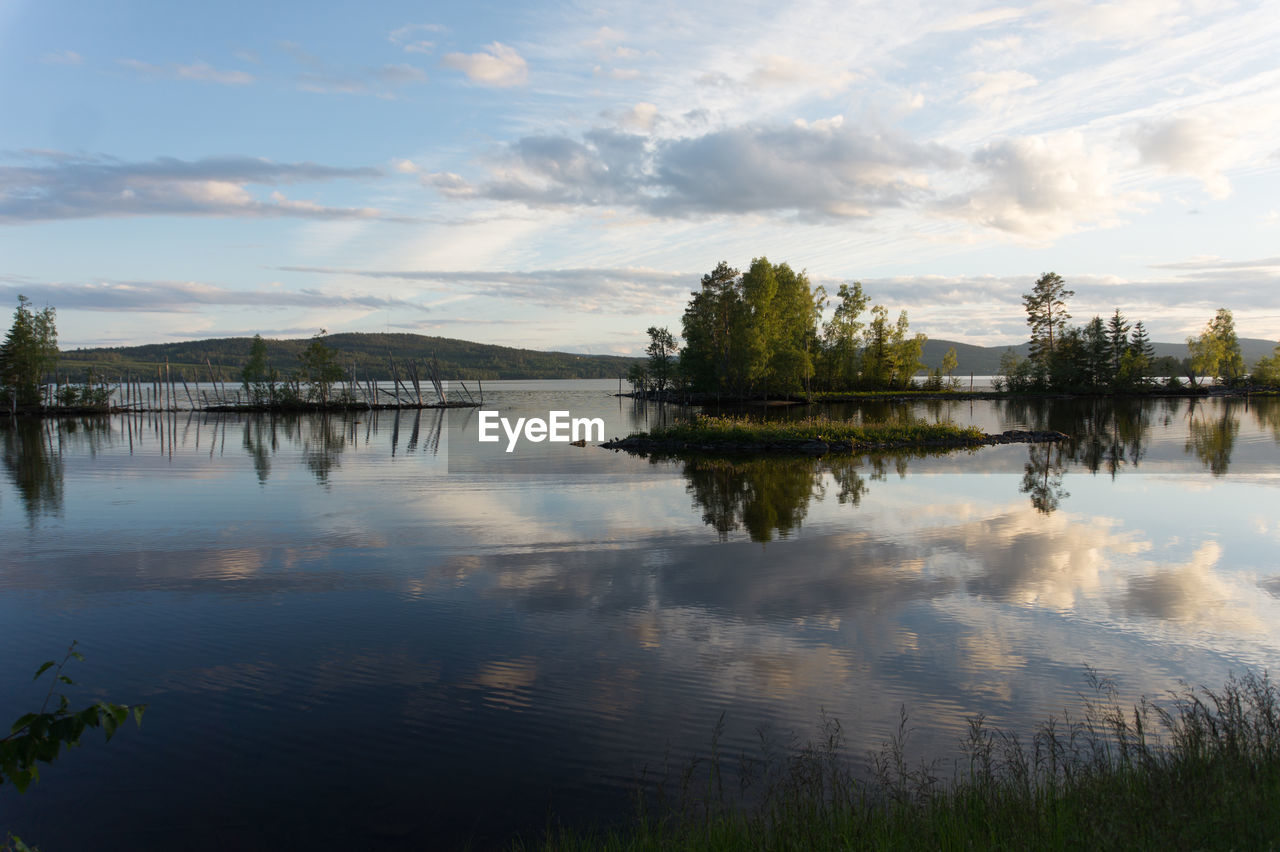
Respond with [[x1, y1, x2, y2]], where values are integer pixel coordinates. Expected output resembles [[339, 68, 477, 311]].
[[1, 0, 1278, 353]]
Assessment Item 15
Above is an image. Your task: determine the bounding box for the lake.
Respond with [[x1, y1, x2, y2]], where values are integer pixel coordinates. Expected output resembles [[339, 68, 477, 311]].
[[2, 382, 1279, 849]]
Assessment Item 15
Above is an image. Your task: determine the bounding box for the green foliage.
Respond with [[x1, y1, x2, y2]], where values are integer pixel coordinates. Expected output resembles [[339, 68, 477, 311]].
[[644, 327, 678, 393], [635, 414, 985, 449], [1, 642, 145, 795], [994, 349, 1034, 393], [241, 333, 280, 405], [59, 332, 643, 382], [1253, 344, 1280, 387], [626, 363, 650, 394], [820, 282, 868, 389], [297, 330, 345, 405], [1188, 308, 1245, 387], [0, 296, 59, 409], [940, 347, 958, 389], [1023, 271, 1074, 365]]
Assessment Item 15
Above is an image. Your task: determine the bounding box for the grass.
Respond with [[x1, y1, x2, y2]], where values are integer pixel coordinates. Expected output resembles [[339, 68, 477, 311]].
[[631, 414, 987, 449], [522, 670, 1280, 851]]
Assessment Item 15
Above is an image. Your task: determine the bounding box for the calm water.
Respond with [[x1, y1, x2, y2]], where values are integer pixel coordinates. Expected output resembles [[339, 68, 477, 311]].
[[2, 383, 1279, 849]]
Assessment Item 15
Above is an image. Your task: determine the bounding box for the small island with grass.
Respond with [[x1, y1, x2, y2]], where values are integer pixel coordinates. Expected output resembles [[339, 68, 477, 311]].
[[602, 415, 1067, 456]]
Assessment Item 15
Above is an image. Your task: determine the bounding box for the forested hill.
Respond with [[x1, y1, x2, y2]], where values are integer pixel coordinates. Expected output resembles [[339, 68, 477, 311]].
[[919, 337, 1278, 375], [57, 331, 1277, 382], [58, 333, 643, 381]]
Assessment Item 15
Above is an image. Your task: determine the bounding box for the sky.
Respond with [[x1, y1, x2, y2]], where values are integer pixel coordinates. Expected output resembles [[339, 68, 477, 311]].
[[1, 0, 1278, 354]]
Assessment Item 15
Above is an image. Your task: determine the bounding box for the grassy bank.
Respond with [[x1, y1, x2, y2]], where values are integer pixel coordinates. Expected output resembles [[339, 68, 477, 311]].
[[603, 415, 1019, 456], [526, 671, 1280, 850], [636, 415, 982, 445]]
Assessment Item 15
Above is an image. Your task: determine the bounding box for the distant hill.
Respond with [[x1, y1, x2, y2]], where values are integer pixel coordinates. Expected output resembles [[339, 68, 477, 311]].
[[58, 333, 643, 381], [58, 331, 1278, 382], [921, 337, 1278, 375]]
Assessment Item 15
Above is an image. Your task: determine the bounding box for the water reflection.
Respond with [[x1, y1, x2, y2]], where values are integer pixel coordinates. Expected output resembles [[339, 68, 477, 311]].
[[1, 419, 66, 524], [1185, 400, 1240, 476], [681, 457, 821, 542], [1020, 443, 1070, 514], [1254, 397, 1280, 444]]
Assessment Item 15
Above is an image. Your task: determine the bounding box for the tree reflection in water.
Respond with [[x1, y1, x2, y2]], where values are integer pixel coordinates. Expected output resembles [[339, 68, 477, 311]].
[[1020, 442, 1070, 515], [1185, 399, 1240, 477], [1, 417, 110, 525]]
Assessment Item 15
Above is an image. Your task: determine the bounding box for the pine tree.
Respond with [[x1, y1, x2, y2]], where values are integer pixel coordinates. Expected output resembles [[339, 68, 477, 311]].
[[0, 295, 59, 409], [1023, 272, 1074, 367], [1106, 308, 1131, 377]]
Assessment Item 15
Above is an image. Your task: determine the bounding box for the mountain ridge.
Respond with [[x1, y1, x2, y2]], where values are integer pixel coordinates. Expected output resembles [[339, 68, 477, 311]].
[[57, 331, 1278, 380]]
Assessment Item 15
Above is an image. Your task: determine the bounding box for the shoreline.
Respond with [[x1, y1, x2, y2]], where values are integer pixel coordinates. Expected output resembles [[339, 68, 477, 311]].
[[602, 428, 1069, 457]]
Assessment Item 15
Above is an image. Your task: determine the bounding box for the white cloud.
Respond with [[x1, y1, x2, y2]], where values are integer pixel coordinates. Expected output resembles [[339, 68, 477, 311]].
[[118, 58, 254, 85], [388, 23, 445, 54], [618, 102, 659, 132], [275, 265, 693, 315], [442, 42, 528, 87], [428, 119, 959, 220], [939, 132, 1150, 241], [0, 152, 401, 223], [1135, 112, 1236, 199], [962, 70, 1038, 108], [41, 50, 83, 66]]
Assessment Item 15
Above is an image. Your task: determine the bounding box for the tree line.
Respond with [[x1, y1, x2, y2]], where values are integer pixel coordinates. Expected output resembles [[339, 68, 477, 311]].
[[632, 263, 1280, 399], [999, 272, 1280, 392], [633, 258, 943, 398]]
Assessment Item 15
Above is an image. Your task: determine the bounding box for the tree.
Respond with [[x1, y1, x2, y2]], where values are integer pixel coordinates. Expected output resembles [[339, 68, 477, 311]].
[[1082, 316, 1111, 388], [298, 330, 344, 405], [941, 347, 959, 389], [0, 296, 59, 410], [1023, 272, 1074, 366], [625, 362, 649, 394], [680, 261, 742, 395], [1106, 309, 1130, 376], [820, 282, 868, 389], [889, 310, 926, 388], [1253, 344, 1280, 387], [241, 334, 277, 405], [645, 326, 678, 393], [861, 305, 893, 388], [1187, 309, 1245, 387]]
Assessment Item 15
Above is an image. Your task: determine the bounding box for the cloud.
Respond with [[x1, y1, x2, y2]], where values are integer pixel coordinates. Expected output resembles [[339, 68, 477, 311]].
[[428, 118, 959, 220], [279, 41, 427, 96], [441, 42, 528, 87], [275, 265, 693, 314], [42, 50, 83, 66], [118, 58, 254, 85], [388, 22, 445, 54], [745, 55, 857, 94], [1135, 113, 1235, 199], [0, 152, 402, 224], [0, 278, 430, 313], [962, 70, 1038, 108], [938, 132, 1149, 240], [618, 102, 659, 132], [1150, 256, 1280, 271]]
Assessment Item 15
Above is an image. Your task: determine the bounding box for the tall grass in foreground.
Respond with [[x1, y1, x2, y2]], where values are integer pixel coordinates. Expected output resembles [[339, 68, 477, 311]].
[[525, 671, 1280, 850], [639, 415, 985, 446]]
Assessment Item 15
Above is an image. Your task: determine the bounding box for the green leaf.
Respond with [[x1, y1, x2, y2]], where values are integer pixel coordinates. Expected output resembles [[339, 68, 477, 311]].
[[31, 661, 55, 681], [132, 705, 146, 727], [57, 675, 74, 686], [10, 713, 37, 735]]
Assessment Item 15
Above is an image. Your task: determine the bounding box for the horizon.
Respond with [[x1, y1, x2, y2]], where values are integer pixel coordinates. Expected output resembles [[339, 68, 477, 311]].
[[2, 1, 1278, 352], [58, 326, 1279, 361]]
